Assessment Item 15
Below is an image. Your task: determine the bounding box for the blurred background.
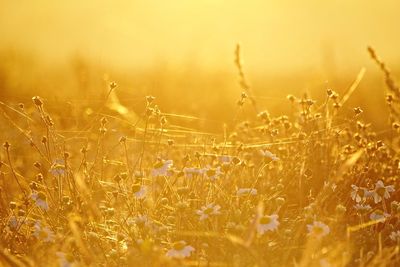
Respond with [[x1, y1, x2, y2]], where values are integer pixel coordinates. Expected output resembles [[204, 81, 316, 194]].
[[0, 0, 399, 129]]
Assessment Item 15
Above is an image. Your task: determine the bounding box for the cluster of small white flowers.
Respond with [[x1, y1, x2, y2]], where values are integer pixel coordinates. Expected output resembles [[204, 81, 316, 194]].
[[351, 180, 395, 204], [351, 184, 372, 203], [351, 180, 395, 225]]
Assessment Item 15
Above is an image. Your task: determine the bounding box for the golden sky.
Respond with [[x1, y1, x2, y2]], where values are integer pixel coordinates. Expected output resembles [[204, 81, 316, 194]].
[[1, 0, 399, 74]]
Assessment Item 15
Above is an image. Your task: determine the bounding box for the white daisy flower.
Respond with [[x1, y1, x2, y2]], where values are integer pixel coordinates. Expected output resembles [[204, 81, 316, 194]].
[[257, 214, 279, 235], [372, 180, 395, 203], [204, 166, 222, 180], [237, 188, 257, 196], [151, 159, 173, 177], [307, 221, 330, 238], [354, 203, 372, 214], [34, 221, 55, 242], [56, 252, 74, 267], [49, 159, 66, 176], [183, 167, 205, 178], [31, 191, 49, 211], [219, 155, 232, 163], [350, 184, 372, 203], [132, 184, 147, 199], [196, 203, 221, 221], [390, 230, 400, 242], [259, 149, 279, 161], [166, 241, 195, 259], [370, 209, 390, 221]]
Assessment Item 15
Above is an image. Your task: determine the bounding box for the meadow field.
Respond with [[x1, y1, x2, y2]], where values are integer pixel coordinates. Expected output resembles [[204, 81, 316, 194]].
[[1, 1, 400, 267]]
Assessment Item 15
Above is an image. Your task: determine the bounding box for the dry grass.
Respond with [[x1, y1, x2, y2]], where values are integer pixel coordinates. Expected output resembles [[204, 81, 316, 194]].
[[0, 47, 399, 267]]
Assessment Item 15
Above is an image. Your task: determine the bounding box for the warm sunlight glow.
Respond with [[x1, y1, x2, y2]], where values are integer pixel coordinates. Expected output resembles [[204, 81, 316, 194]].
[[0, 1, 399, 266]]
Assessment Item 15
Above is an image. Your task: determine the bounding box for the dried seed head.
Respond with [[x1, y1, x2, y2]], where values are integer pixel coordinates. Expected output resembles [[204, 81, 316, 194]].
[[9, 201, 17, 210], [3, 141, 10, 150], [386, 94, 393, 104], [36, 173, 43, 182], [101, 117, 108, 126], [287, 94, 296, 102], [146, 95, 155, 104], [354, 107, 363, 116], [34, 162, 41, 169], [30, 182, 39, 190], [32, 96, 43, 107], [110, 81, 117, 89], [18, 209, 26, 216], [160, 116, 167, 125]]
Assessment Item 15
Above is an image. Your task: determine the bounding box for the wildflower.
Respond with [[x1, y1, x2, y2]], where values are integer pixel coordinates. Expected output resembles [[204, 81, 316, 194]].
[[204, 166, 222, 180], [257, 214, 279, 235], [132, 184, 147, 199], [259, 149, 279, 161], [351, 184, 371, 203], [56, 252, 74, 267], [183, 167, 204, 178], [31, 191, 49, 211], [372, 180, 395, 203], [49, 159, 66, 176], [166, 241, 195, 259], [151, 159, 173, 177], [237, 188, 257, 196], [307, 221, 330, 238], [196, 203, 221, 221], [34, 221, 55, 242], [369, 209, 390, 221], [389, 230, 400, 242], [219, 155, 232, 163], [354, 204, 372, 214]]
